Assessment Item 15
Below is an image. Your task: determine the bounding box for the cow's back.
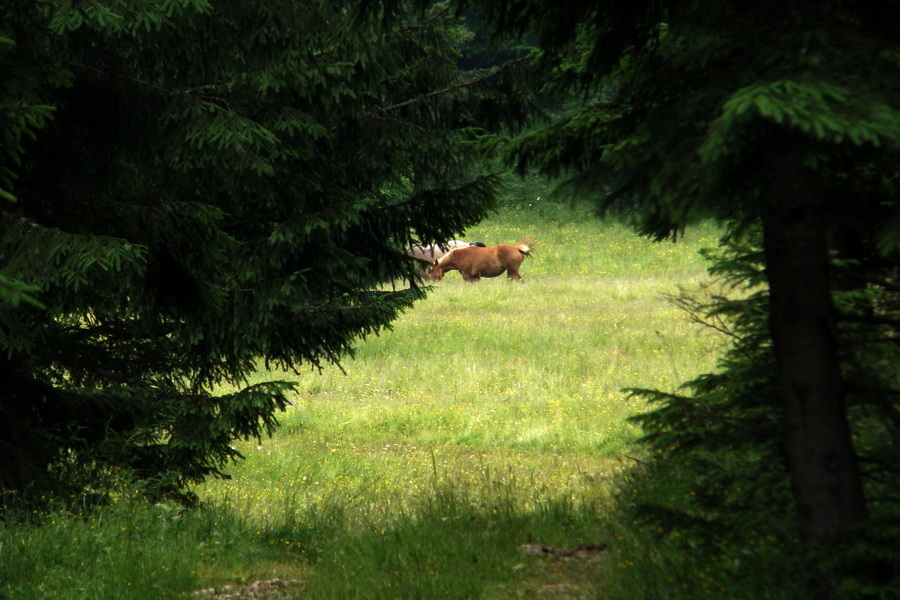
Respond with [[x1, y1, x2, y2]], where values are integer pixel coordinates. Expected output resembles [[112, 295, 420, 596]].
[[437, 243, 528, 280], [466, 245, 514, 278]]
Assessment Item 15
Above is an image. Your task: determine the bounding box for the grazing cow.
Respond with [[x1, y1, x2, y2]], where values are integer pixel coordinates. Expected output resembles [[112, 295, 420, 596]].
[[431, 238, 533, 282], [405, 240, 485, 280]]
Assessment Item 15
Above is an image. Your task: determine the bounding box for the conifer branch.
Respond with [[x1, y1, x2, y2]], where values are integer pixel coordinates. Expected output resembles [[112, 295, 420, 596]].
[[373, 57, 529, 116], [69, 62, 233, 110]]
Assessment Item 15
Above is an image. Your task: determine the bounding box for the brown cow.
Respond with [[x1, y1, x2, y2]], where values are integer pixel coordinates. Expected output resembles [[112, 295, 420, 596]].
[[405, 240, 484, 281], [431, 238, 533, 282]]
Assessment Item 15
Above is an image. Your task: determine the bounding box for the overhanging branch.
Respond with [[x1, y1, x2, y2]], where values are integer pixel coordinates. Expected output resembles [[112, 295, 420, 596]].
[[373, 57, 529, 116]]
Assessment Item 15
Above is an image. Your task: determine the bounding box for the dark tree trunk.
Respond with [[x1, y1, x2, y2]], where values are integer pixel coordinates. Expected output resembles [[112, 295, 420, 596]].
[[761, 145, 868, 540]]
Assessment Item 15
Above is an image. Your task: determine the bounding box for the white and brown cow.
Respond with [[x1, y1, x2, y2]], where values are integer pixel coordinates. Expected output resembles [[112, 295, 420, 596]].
[[430, 238, 533, 282]]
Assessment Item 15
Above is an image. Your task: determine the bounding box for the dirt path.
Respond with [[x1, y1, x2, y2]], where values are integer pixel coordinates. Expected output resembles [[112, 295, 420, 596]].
[[192, 578, 301, 599]]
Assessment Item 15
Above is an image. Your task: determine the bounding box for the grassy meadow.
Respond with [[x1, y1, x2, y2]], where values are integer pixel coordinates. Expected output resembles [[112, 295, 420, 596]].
[[1, 201, 726, 599]]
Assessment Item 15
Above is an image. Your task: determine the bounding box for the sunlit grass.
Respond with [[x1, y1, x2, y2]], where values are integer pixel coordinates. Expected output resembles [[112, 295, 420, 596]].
[[190, 209, 724, 598], [2, 204, 726, 599]]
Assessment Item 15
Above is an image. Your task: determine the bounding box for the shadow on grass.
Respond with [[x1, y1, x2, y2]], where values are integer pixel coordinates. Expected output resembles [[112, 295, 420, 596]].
[[241, 481, 607, 599]]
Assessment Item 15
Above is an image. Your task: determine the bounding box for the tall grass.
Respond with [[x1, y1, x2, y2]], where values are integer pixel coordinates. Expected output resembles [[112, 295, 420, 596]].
[[1, 201, 724, 599]]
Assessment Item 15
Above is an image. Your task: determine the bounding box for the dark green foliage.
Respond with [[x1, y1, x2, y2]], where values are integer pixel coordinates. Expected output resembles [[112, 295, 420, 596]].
[[626, 233, 795, 543], [460, 0, 900, 238], [0, 1, 533, 504], [626, 230, 900, 597]]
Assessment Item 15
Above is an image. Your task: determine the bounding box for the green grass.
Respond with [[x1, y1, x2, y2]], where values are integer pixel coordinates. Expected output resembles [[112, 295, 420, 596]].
[[1, 203, 725, 599]]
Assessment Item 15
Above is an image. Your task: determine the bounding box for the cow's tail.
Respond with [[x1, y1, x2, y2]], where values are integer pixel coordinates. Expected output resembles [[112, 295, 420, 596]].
[[516, 237, 535, 257]]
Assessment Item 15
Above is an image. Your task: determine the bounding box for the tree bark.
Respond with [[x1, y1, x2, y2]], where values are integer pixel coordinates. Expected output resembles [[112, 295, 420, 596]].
[[761, 146, 868, 540]]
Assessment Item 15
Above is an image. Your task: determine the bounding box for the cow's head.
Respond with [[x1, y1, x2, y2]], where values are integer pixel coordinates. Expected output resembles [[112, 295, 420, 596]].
[[429, 261, 445, 281], [430, 251, 456, 281]]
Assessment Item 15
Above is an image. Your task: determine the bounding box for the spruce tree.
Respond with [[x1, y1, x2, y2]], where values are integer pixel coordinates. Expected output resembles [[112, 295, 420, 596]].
[[0, 0, 531, 503], [454, 0, 900, 545]]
